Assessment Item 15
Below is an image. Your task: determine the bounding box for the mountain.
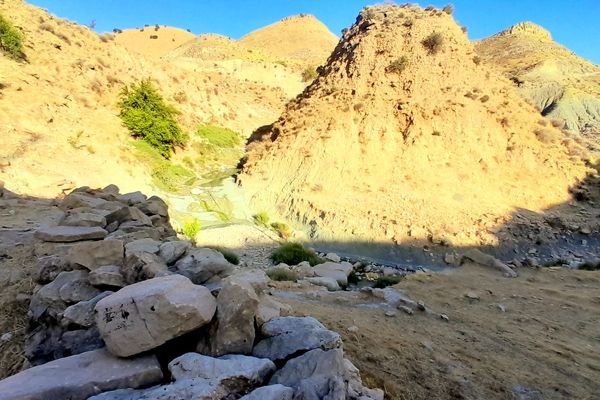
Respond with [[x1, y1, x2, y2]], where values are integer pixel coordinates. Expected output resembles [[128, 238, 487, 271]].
[[114, 26, 195, 58], [238, 5, 590, 246], [239, 14, 339, 65], [0, 0, 288, 197], [476, 22, 600, 143]]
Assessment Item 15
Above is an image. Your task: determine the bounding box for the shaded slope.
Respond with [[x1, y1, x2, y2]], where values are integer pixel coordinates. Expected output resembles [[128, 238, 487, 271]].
[[238, 5, 590, 246], [477, 22, 600, 141]]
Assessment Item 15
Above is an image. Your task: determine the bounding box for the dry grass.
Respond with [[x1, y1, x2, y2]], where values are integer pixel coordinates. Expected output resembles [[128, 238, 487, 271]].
[[422, 32, 443, 54]]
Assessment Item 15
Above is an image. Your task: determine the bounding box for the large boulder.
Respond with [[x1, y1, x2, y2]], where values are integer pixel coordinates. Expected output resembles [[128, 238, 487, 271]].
[[137, 195, 169, 217], [270, 348, 346, 399], [252, 317, 342, 363], [30, 270, 101, 320], [94, 275, 216, 357], [344, 358, 385, 400], [68, 240, 124, 270], [197, 281, 259, 356], [35, 226, 108, 242], [0, 348, 162, 400], [256, 295, 292, 327], [313, 261, 353, 286], [172, 248, 234, 284], [60, 192, 108, 210]]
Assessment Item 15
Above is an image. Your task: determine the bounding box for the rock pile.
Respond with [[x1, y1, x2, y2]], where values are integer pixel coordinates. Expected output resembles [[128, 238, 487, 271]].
[[0, 185, 382, 399]]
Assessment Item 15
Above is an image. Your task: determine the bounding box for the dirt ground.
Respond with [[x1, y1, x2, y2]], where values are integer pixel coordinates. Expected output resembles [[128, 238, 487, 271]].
[[281, 265, 600, 399]]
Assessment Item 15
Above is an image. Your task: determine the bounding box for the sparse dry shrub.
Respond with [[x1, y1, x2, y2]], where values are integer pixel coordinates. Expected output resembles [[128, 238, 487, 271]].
[[425, 5, 436, 11], [551, 119, 565, 129], [386, 56, 409, 74], [464, 91, 478, 100], [534, 128, 559, 144], [39, 22, 55, 34], [301, 67, 318, 82], [422, 32, 443, 54], [173, 91, 187, 103], [149, 35, 158, 40], [106, 75, 120, 86], [353, 103, 364, 112], [473, 55, 481, 65], [402, 19, 413, 28], [90, 79, 102, 94], [480, 94, 490, 103], [538, 119, 548, 126], [500, 117, 510, 127], [99, 33, 114, 43], [442, 4, 454, 14], [96, 56, 109, 68], [461, 26, 468, 34]]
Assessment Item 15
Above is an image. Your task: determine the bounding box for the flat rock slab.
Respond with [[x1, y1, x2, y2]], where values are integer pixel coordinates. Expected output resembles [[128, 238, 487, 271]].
[[88, 378, 228, 400], [313, 261, 353, 286], [68, 240, 124, 269], [95, 275, 216, 357], [0, 348, 162, 400], [35, 226, 108, 242], [173, 248, 234, 284], [169, 353, 275, 386], [252, 317, 342, 362], [240, 384, 294, 400]]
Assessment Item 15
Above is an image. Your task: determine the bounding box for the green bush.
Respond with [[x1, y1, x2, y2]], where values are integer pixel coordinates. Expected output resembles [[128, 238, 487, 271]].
[[196, 125, 243, 148], [301, 67, 318, 82], [119, 79, 187, 158], [271, 222, 292, 239], [0, 13, 25, 60], [373, 275, 403, 289], [578, 262, 600, 271], [267, 268, 299, 282], [211, 247, 239, 265], [270, 243, 323, 266], [182, 218, 201, 241], [253, 212, 270, 227]]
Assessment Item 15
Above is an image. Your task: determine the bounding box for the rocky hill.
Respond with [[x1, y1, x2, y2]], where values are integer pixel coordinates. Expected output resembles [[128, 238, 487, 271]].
[[239, 14, 339, 65], [0, 0, 289, 197], [476, 22, 600, 142], [238, 5, 591, 246], [114, 26, 195, 58]]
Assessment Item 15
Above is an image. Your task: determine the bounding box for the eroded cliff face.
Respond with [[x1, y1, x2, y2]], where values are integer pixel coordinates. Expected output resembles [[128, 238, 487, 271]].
[[239, 5, 590, 246], [477, 22, 600, 140]]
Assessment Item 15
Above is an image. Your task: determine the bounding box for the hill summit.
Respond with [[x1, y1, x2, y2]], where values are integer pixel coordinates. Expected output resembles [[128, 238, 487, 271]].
[[497, 22, 552, 41], [238, 5, 589, 246]]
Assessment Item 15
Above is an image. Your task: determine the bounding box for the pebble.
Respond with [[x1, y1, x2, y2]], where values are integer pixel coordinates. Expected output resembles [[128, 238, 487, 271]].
[[440, 314, 449, 322], [496, 304, 506, 313], [347, 325, 359, 333], [398, 306, 413, 315], [1, 332, 13, 342], [465, 291, 480, 301], [384, 311, 396, 317]]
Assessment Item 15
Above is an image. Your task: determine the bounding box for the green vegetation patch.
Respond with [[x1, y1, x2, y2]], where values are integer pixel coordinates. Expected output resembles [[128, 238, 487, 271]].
[[210, 247, 239, 265], [119, 79, 187, 158], [0, 14, 25, 60], [270, 242, 323, 266], [181, 218, 201, 242], [133, 141, 196, 193], [373, 275, 403, 289], [196, 125, 243, 149], [578, 262, 600, 271], [267, 268, 299, 282], [301, 67, 318, 82]]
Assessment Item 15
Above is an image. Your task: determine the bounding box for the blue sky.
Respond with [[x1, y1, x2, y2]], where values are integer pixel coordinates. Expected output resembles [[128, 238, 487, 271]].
[[29, 0, 600, 64]]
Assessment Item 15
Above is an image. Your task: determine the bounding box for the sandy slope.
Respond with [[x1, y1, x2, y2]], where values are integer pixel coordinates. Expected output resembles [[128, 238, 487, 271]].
[[0, 0, 290, 198], [114, 26, 195, 58], [477, 22, 600, 141], [239, 5, 591, 247]]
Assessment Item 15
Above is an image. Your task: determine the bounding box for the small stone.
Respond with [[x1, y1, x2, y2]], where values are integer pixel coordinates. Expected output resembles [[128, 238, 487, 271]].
[[398, 305, 413, 315], [347, 325, 359, 333], [158, 240, 191, 264], [324, 252, 341, 262], [305, 276, 340, 291], [385, 311, 396, 317], [497, 304, 507, 312], [465, 291, 480, 301], [1, 332, 13, 342], [440, 314, 449, 322]]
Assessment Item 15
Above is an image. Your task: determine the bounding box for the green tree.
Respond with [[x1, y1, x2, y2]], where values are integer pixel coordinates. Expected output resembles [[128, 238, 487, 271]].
[[118, 79, 187, 158]]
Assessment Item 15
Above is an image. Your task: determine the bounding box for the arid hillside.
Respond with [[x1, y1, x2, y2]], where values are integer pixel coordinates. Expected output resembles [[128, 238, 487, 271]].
[[239, 14, 339, 65], [239, 5, 591, 247], [114, 26, 195, 58], [477, 22, 600, 143], [0, 0, 291, 197]]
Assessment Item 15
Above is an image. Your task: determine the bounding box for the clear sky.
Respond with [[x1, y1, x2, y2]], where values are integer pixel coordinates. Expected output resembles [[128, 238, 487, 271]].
[[29, 0, 600, 64]]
